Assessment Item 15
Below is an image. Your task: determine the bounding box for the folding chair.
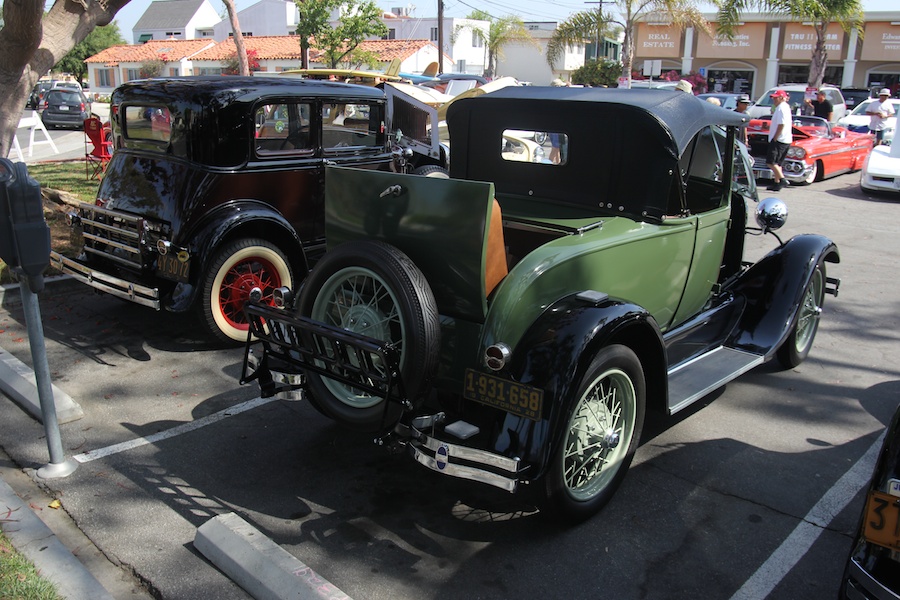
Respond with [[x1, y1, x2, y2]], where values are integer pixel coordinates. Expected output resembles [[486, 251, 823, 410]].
[[84, 116, 112, 180]]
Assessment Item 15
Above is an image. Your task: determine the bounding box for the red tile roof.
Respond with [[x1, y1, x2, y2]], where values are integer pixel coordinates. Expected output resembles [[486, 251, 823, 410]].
[[85, 38, 215, 65], [85, 36, 438, 66]]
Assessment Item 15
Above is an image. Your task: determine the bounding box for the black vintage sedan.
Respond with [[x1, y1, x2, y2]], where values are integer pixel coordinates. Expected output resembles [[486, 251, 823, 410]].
[[841, 404, 900, 599]]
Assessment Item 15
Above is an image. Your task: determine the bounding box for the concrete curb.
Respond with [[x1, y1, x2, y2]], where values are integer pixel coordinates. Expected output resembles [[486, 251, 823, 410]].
[[0, 476, 115, 600], [195, 512, 352, 600], [0, 346, 83, 424]]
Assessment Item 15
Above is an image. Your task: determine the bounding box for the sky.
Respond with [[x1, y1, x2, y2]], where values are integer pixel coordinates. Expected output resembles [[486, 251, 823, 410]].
[[109, 0, 900, 43]]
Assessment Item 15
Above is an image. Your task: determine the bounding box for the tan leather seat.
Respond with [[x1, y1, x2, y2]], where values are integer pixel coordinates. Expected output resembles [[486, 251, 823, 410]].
[[484, 199, 508, 297]]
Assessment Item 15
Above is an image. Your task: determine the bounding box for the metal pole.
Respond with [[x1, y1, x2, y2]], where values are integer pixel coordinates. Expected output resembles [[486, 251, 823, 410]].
[[18, 273, 77, 479]]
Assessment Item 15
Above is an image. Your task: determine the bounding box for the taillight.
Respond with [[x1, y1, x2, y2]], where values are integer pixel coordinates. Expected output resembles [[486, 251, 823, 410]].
[[80, 103, 85, 112], [42, 100, 48, 109]]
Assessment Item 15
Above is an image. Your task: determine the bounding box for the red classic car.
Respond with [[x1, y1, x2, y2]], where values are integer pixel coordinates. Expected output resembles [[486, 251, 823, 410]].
[[748, 115, 874, 185]]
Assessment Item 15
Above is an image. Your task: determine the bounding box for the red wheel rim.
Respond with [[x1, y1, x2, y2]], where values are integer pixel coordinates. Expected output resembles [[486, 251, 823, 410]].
[[217, 256, 282, 329]]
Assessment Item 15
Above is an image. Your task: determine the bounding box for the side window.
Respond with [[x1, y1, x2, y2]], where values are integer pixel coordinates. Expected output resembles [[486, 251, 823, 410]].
[[683, 126, 727, 214], [255, 102, 312, 156], [322, 102, 383, 152]]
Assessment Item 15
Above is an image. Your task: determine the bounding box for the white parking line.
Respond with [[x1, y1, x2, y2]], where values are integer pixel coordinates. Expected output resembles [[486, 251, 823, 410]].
[[72, 396, 277, 463], [730, 431, 885, 600]]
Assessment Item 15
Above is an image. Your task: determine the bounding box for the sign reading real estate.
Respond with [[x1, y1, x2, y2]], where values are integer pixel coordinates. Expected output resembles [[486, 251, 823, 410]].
[[782, 23, 844, 60], [636, 24, 681, 58], [695, 23, 766, 59], [860, 22, 900, 61]]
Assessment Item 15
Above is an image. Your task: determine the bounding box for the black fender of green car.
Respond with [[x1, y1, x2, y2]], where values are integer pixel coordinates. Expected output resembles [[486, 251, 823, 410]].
[[729, 233, 840, 356], [165, 200, 310, 312], [485, 292, 666, 484]]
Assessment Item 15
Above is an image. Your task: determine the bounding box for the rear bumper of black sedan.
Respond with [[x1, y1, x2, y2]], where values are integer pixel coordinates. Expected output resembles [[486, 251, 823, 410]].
[[841, 556, 900, 600]]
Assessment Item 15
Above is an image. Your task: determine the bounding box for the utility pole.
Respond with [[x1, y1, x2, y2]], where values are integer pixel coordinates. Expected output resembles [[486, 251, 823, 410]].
[[584, 1, 611, 61], [437, 0, 444, 73]]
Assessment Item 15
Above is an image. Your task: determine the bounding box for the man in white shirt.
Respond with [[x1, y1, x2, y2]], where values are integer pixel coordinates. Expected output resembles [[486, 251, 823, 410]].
[[766, 89, 793, 191], [866, 88, 896, 146]]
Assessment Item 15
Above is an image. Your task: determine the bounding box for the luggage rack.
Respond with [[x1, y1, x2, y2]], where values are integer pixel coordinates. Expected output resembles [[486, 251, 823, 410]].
[[241, 301, 411, 431]]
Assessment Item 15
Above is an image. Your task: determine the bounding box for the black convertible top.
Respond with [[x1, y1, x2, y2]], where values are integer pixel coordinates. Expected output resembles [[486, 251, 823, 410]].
[[445, 87, 746, 219]]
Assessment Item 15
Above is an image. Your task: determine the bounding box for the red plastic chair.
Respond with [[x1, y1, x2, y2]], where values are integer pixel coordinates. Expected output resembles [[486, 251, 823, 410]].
[[84, 116, 112, 180]]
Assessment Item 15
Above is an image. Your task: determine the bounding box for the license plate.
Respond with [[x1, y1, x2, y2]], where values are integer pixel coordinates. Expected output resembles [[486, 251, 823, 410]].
[[862, 489, 900, 552], [156, 252, 190, 282], [463, 369, 543, 421], [59, 105, 69, 111]]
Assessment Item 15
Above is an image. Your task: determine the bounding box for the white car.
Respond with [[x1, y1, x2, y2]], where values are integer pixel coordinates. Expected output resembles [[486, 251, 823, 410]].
[[747, 84, 846, 122], [860, 140, 900, 194], [837, 98, 899, 143]]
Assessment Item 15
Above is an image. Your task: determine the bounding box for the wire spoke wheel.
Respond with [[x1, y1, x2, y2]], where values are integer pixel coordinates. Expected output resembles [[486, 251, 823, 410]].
[[777, 260, 826, 369], [312, 267, 406, 409], [563, 368, 636, 501]]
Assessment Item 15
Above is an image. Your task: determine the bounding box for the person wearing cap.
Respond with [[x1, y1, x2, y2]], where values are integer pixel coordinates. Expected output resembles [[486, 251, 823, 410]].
[[674, 80, 692, 94], [804, 90, 833, 122], [766, 89, 793, 191], [734, 94, 751, 144], [866, 89, 896, 145]]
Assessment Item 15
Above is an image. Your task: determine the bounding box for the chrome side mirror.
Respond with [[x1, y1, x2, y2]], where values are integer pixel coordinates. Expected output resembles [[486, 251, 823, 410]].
[[755, 197, 788, 232]]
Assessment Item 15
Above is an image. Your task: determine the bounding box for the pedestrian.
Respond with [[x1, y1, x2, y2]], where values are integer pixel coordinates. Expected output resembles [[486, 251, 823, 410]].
[[866, 88, 896, 146], [804, 90, 833, 122], [734, 94, 751, 144], [675, 80, 692, 94], [766, 89, 792, 191], [705, 97, 721, 106]]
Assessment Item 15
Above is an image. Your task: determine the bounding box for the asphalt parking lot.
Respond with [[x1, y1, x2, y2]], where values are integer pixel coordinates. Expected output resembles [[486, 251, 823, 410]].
[[1, 170, 899, 599]]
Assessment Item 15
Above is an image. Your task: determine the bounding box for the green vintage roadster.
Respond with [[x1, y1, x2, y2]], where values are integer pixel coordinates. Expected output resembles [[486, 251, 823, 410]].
[[241, 87, 840, 522]]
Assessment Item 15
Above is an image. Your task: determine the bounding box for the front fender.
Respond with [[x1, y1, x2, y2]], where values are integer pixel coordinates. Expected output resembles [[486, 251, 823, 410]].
[[166, 201, 308, 312], [487, 292, 664, 483], [730, 233, 839, 356]]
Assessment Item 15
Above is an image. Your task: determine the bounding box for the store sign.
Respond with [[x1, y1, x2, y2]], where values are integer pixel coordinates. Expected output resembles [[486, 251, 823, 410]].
[[696, 23, 766, 59], [782, 23, 843, 60], [636, 24, 681, 58], [860, 22, 900, 61]]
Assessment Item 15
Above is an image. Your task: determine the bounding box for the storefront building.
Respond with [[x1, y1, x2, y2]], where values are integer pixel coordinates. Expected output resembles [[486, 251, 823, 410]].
[[633, 11, 900, 100]]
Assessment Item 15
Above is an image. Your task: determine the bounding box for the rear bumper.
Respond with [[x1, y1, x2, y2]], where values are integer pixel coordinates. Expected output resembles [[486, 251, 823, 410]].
[[841, 556, 900, 600], [49, 251, 160, 309]]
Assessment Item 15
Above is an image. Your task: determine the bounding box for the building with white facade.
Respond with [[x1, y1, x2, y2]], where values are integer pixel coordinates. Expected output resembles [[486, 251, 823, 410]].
[[497, 21, 585, 85], [131, 0, 220, 44]]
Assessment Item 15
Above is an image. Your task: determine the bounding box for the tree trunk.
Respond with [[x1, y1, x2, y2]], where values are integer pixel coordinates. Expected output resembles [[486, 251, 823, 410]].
[[0, 0, 131, 158], [222, 0, 249, 76], [621, 24, 634, 80], [809, 23, 828, 89]]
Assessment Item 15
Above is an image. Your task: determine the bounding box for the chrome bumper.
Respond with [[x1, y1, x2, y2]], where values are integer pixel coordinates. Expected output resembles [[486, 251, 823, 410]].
[[245, 352, 523, 493], [49, 251, 160, 309], [752, 159, 812, 183], [842, 556, 900, 600]]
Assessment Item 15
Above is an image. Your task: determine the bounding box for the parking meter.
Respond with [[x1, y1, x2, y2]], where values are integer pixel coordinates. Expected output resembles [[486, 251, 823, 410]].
[[0, 158, 50, 292]]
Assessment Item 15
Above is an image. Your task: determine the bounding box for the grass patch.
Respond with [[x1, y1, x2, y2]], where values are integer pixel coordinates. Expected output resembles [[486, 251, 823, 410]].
[[0, 161, 98, 285], [0, 527, 63, 600]]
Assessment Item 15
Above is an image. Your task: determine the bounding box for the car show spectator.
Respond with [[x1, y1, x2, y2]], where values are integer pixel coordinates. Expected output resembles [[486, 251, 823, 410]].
[[705, 97, 721, 106], [766, 89, 793, 191], [804, 90, 833, 121], [675, 80, 693, 94], [866, 88, 896, 145], [735, 94, 751, 143]]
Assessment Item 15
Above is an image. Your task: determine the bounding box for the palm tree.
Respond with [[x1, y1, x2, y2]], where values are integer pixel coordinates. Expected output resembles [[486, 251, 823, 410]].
[[455, 10, 539, 79], [715, 0, 864, 89], [548, 0, 709, 81]]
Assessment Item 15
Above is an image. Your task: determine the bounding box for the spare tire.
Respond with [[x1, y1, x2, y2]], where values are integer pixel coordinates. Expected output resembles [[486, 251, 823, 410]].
[[298, 241, 441, 431]]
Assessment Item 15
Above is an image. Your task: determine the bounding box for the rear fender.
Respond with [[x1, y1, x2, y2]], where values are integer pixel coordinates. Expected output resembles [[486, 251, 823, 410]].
[[167, 202, 308, 312], [487, 292, 665, 483], [730, 234, 839, 356]]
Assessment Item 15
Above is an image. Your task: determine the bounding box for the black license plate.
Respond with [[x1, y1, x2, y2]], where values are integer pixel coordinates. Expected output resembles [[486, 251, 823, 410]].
[[463, 369, 543, 421], [156, 253, 190, 282]]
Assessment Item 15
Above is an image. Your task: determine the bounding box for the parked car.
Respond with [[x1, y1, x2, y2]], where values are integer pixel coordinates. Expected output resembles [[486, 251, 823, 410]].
[[746, 115, 873, 184], [39, 88, 92, 129], [50, 80, 83, 93], [838, 97, 899, 143], [26, 79, 57, 110], [842, 87, 874, 110], [747, 84, 846, 122], [839, 403, 900, 599], [622, 80, 680, 90], [240, 88, 841, 523], [697, 93, 751, 110], [860, 139, 900, 194], [50, 76, 393, 343]]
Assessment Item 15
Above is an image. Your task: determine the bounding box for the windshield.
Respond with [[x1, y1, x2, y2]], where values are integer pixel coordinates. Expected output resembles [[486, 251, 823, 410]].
[[755, 90, 807, 112]]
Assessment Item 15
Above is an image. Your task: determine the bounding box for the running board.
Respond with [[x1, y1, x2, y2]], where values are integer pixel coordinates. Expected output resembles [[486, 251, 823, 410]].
[[667, 347, 764, 415]]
